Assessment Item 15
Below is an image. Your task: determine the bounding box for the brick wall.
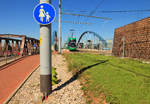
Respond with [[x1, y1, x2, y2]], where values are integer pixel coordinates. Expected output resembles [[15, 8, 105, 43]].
[[112, 17, 150, 59]]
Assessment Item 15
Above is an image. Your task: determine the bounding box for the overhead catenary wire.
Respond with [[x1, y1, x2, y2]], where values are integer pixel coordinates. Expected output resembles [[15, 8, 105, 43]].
[[59, 0, 111, 27], [54, 20, 93, 25], [61, 12, 112, 20], [82, 0, 105, 27], [97, 9, 150, 13], [89, 0, 105, 16], [62, 9, 150, 14]]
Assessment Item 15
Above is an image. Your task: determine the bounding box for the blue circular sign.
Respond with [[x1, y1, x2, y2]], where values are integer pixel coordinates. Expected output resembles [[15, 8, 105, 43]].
[[33, 3, 56, 25]]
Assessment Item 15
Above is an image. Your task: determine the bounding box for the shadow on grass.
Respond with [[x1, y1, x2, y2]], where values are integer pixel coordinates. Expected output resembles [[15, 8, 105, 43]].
[[109, 63, 150, 78], [53, 60, 108, 92]]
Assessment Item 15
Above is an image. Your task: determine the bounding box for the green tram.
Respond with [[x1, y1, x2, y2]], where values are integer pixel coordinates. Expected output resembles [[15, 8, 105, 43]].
[[67, 37, 77, 51]]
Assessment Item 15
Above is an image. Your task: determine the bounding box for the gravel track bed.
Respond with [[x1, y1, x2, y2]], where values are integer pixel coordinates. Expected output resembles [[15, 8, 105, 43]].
[[8, 54, 86, 104]]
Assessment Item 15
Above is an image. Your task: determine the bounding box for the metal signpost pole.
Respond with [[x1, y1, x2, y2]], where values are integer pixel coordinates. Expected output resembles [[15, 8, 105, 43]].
[[123, 37, 125, 57], [40, 0, 52, 98], [58, 0, 62, 53]]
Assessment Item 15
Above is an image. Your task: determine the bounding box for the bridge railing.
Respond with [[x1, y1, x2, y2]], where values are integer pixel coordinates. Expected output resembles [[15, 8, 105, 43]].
[[0, 34, 40, 66]]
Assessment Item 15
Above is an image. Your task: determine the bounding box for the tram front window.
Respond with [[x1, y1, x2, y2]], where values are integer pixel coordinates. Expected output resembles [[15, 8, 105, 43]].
[[70, 43, 76, 47]]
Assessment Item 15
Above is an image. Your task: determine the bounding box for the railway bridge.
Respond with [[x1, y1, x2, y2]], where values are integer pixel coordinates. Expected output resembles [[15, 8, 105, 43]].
[[0, 34, 40, 57]]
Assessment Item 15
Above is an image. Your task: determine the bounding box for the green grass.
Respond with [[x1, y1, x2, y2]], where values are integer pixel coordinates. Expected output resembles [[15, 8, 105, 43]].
[[64, 53, 150, 104], [52, 67, 58, 85]]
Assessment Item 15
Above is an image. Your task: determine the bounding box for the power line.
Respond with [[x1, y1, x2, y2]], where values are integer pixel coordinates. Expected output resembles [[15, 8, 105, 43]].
[[62, 21, 93, 25], [54, 20, 93, 25], [62, 9, 150, 13], [89, 0, 105, 16], [97, 9, 150, 13], [84, 0, 105, 26], [61, 12, 112, 20]]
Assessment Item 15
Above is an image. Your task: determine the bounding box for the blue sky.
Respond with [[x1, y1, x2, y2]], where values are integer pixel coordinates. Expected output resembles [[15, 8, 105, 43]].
[[0, 0, 150, 44]]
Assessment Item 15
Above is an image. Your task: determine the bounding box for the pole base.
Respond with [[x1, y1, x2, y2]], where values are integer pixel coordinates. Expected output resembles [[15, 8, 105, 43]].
[[40, 75, 52, 95]]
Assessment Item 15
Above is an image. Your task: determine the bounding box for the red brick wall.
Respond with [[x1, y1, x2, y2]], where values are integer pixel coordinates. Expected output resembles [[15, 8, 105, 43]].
[[112, 17, 150, 59]]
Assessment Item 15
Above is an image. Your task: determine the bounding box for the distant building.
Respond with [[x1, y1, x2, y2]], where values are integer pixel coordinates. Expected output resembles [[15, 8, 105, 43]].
[[112, 17, 150, 59], [106, 40, 113, 50]]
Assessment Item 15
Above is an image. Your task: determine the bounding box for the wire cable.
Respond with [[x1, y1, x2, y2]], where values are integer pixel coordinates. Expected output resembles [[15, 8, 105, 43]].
[[89, 0, 105, 16], [97, 9, 150, 13], [62, 9, 150, 14]]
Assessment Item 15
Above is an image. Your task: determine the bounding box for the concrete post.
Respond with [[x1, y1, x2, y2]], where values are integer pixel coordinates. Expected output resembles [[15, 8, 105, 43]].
[[40, 0, 52, 97]]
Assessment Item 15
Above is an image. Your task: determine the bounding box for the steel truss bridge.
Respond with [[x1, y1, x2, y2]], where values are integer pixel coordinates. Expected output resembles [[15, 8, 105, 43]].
[[0, 34, 40, 57]]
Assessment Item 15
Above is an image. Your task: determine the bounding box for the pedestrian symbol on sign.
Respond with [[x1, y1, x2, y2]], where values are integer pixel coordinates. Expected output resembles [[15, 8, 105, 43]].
[[39, 5, 45, 22], [46, 12, 51, 22], [33, 3, 56, 25]]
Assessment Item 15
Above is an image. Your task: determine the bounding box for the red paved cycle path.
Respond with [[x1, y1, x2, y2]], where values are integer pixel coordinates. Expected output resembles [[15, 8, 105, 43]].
[[0, 55, 40, 104]]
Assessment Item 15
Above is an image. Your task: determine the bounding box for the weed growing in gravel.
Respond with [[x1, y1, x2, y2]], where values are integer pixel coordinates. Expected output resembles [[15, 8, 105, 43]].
[[52, 67, 58, 85]]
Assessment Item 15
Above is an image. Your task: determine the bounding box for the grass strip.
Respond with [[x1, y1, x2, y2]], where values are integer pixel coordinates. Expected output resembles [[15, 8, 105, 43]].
[[64, 53, 150, 104]]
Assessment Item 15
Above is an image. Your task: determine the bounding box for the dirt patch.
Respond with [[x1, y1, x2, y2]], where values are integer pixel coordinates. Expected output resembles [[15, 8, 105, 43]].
[[80, 75, 107, 104]]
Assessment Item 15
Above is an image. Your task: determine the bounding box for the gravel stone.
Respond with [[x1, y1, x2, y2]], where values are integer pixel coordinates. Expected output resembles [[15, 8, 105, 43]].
[[8, 54, 86, 104]]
